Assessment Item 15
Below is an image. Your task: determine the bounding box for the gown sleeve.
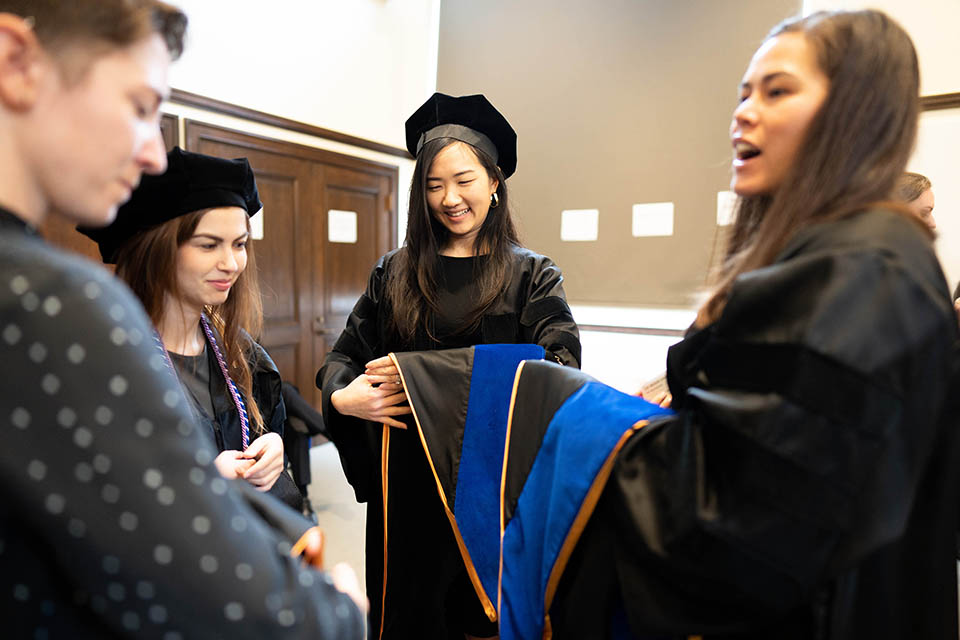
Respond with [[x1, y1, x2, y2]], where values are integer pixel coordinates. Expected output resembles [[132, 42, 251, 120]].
[[590, 220, 959, 632], [1, 247, 365, 639], [519, 254, 582, 368], [316, 255, 390, 503]]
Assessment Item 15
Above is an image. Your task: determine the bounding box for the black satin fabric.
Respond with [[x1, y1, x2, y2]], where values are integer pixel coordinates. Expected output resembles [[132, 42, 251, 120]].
[[547, 210, 960, 639], [316, 244, 581, 639], [316, 244, 581, 504]]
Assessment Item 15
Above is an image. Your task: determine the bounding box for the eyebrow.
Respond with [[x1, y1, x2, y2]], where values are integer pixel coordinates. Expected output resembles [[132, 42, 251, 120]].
[[192, 232, 250, 242], [740, 71, 795, 90], [426, 169, 477, 181]]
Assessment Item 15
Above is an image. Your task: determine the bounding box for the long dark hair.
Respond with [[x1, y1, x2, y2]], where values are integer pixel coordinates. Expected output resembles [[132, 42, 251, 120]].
[[114, 209, 267, 433], [383, 137, 520, 345], [699, 10, 921, 326]]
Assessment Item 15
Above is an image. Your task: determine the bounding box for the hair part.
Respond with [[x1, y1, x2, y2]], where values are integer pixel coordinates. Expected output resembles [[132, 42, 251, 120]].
[[114, 209, 267, 433], [894, 171, 931, 203], [2, 0, 186, 77], [699, 9, 921, 326], [384, 137, 521, 345]]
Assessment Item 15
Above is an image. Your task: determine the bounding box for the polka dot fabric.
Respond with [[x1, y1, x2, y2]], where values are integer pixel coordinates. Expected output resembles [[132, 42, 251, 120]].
[[1, 223, 364, 638]]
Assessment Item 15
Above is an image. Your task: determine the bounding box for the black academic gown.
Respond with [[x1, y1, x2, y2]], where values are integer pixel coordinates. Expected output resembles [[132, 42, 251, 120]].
[[542, 209, 960, 639], [0, 208, 365, 639], [316, 245, 581, 639]]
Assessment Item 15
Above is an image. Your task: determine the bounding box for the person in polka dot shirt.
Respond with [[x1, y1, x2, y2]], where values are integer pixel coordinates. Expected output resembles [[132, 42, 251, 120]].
[[0, 1, 365, 637]]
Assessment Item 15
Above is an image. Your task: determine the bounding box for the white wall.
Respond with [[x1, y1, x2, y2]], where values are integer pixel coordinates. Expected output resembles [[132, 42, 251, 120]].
[[169, 0, 441, 149], [165, 0, 443, 245], [802, 0, 960, 96], [914, 109, 960, 291], [803, 0, 960, 291]]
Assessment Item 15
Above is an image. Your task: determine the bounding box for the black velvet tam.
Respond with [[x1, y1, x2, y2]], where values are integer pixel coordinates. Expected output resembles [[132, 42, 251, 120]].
[[405, 93, 518, 178], [79, 147, 262, 263]]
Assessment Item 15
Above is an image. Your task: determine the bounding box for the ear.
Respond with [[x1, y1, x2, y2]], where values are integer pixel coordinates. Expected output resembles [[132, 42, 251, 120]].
[[489, 176, 500, 195], [0, 14, 45, 113]]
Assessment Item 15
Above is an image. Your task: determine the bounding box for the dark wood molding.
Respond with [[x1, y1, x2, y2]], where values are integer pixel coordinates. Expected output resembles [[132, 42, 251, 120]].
[[921, 92, 960, 111], [169, 89, 413, 159], [578, 324, 686, 338], [184, 120, 401, 176]]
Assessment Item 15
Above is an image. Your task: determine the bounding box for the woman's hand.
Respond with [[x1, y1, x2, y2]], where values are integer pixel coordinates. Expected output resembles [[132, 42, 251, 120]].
[[241, 432, 284, 490], [636, 390, 672, 409], [214, 450, 255, 479], [330, 356, 411, 428]]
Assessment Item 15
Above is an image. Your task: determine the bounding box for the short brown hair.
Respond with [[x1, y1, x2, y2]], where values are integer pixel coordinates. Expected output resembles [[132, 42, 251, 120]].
[[894, 172, 932, 203], [1, 0, 187, 60]]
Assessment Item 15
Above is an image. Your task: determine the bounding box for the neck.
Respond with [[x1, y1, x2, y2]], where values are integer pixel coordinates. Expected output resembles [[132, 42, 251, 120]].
[[440, 235, 480, 257], [0, 135, 47, 228], [158, 297, 205, 356]]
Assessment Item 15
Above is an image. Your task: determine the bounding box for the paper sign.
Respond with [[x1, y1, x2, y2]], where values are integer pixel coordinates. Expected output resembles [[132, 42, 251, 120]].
[[328, 209, 358, 244], [631, 202, 674, 237], [561, 209, 599, 242], [716, 190, 737, 226]]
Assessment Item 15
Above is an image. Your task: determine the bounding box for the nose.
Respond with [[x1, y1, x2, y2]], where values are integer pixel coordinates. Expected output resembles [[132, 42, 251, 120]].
[[218, 246, 239, 273], [731, 96, 758, 133], [137, 128, 168, 175], [441, 186, 462, 208]]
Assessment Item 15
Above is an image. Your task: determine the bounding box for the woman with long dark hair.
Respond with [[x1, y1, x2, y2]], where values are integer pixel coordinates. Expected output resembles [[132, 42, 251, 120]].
[[82, 147, 302, 509], [318, 93, 581, 639], [527, 10, 960, 639]]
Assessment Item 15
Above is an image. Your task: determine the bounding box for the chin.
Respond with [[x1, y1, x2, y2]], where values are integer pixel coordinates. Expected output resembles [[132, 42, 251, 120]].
[[731, 180, 770, 198], [68, 204, 119, 229]]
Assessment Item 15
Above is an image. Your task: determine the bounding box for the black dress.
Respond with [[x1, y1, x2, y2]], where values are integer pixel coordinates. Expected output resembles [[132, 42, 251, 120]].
[[169, 327, 303, 511], [317, 246, 581, 639], [1, 207, 364, 638]]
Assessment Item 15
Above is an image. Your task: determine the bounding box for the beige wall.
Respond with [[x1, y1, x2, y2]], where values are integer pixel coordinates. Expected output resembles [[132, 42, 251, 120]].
[[437, 0, 800, 307]]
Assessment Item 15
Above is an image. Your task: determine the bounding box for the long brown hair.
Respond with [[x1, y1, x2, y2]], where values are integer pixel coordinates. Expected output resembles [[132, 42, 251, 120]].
[[114, 209, 267, 433], [699, 10, 921, 326], [383, 137, 521, 345]]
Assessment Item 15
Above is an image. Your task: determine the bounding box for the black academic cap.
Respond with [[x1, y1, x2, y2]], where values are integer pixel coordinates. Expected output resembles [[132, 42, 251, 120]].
[[405, 93, 517, 178], [79, 147, 262, 264]]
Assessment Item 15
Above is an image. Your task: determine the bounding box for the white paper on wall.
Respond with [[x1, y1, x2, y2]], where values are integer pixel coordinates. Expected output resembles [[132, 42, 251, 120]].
[[328, 209, 358, 244], [716, 190, 737, 226], [561, 209, 599, 242], [631, 202, 674, 237]]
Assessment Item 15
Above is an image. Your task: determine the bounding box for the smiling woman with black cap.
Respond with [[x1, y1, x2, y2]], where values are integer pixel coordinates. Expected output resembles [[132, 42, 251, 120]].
[[81, 147, 302, 510], [317, 93, 581, 638]]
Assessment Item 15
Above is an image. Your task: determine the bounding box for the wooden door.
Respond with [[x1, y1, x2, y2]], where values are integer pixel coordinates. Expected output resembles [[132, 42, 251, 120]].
[[186, 121, 397, 409], [312, 165, 394, 380]]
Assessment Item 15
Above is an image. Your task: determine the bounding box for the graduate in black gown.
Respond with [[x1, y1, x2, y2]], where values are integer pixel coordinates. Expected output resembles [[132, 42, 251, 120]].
[[0, 2, 364, 637], [317, 93, 581, 639], [526, 10, 959, 639], [80, 148, 305, 512]]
